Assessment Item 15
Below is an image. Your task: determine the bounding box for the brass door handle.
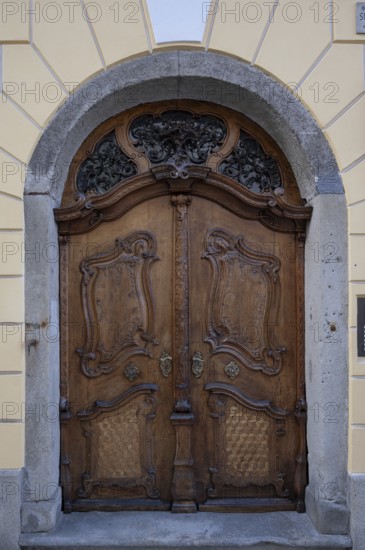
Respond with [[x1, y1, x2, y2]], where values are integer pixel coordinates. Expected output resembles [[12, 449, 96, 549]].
[[192, 352, 204, 378]]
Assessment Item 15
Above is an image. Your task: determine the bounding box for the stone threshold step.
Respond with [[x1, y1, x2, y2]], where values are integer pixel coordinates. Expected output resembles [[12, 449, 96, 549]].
[[20, 511, 352, 550]]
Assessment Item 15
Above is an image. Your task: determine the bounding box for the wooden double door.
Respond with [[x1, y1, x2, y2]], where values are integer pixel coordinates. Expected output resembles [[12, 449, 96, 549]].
[[59, 185, 307, 513]]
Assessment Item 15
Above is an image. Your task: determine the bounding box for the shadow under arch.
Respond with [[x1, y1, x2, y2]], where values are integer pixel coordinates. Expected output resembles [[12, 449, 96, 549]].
[[23, 51, 349, 536]]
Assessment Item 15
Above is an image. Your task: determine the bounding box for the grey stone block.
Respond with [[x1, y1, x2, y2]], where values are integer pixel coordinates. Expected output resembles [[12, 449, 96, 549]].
[[348, 474, 365, 550], [0, 469, 23, 550], [19, 510, 352, 549], [23, 193, 61, 522], [304, 194, 349, 534], [21, 489, 61, 534], [306, 487, 349, 535]]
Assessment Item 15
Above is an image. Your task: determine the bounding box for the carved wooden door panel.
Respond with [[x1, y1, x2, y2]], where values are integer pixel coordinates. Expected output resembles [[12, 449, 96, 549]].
[[57, 101, 311, 513], [188, 197, 306, 511], [60, 192, 305, 512], [60, 196, 177, 511]]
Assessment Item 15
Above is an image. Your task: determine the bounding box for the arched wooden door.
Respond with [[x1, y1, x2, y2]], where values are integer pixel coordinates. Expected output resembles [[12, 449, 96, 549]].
[[56, 102, 312, 513]]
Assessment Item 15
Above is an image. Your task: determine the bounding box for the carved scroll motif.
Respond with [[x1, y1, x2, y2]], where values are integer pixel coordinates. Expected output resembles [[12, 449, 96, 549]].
[[77, 231, 158, 377], [203, 228, 286, 375], [219, 130, 282, 193], [129, 111, 227, 177], [76, 131, 137, 195], [169, 193, 197, 511], [76, 385, 160, 500], [73, 112, 285, 196], [171, 194, 191, 402], [205, 383, 289, 499]]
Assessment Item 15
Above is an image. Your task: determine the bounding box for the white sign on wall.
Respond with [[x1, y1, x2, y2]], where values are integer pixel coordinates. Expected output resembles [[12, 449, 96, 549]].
[[357, 3, 365, 33]]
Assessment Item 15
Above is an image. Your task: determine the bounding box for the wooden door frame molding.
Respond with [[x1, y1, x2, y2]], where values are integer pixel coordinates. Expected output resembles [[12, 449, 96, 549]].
[[54, 168, 311, 235], [22, 51, 349, 536]]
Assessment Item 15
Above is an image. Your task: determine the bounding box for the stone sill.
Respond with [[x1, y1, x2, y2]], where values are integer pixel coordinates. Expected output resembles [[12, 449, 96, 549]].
[[19, 511, 352, 549]]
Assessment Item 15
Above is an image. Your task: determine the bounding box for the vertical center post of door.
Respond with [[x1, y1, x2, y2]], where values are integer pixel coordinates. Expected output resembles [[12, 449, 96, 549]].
[[170, 192, 197, 513]]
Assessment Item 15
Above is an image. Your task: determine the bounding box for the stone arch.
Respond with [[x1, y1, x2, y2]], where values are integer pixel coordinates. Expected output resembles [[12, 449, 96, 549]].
[[23, 51, 348, 535]]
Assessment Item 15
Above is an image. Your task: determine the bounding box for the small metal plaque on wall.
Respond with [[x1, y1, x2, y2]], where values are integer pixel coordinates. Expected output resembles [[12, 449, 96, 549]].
[[357, 298, 365, 356], [357, 3, 365, 33]]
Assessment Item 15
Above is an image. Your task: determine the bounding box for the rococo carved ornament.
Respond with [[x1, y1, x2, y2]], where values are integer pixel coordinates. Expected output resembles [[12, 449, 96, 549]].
[[72, 109, 284, 198], [76, 131, 137, 195], [77, 231, 158, 378], [56, 102, 311, 513], [170, 193, 191, 400], [129, 111, 227, 172], [203, 228, 286, 376], [219, 130, 283, 193]]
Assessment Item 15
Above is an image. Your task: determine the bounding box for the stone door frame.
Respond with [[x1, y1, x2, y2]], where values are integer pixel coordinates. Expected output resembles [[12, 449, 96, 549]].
[[21, 51, 348, 535]]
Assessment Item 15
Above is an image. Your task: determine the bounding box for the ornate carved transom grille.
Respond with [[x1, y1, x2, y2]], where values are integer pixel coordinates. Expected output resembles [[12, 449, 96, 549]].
[[76, 131, 138, 195], [218, 130, 282, 193], [74, 109, 284, 198], [129, 111, 227, 171]]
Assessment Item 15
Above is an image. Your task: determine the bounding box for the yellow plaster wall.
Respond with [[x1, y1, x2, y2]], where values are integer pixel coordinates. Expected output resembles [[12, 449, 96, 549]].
[[208, 0, 277, 62], [91, 0, 151, 66], [299, 44, 364, 128], [255, 0, 331, 85], [2, 44, 67, 127], [334, 0, 365, 43], [32, 3, 103, 86], [0, 423, 24, 469], [0, 0, 364, 473], [0, 0, 30, 43]]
